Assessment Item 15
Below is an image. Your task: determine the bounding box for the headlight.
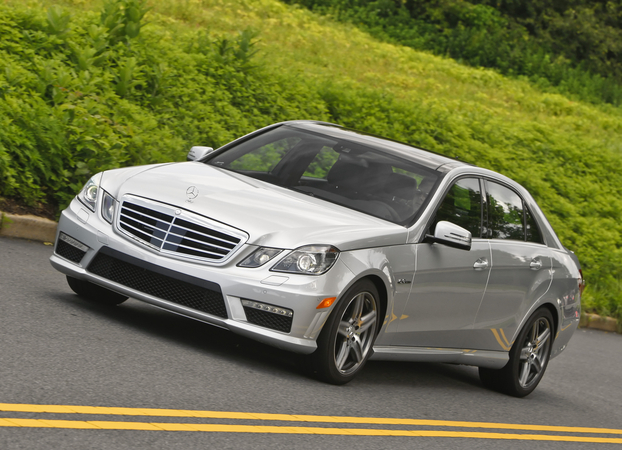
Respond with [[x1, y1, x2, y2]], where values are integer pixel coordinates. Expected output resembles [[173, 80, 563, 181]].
[[238, 247, 283, 268], [101, 190, 116, 223], [78, 173, 103, 212], [271, 245, 340, 275]]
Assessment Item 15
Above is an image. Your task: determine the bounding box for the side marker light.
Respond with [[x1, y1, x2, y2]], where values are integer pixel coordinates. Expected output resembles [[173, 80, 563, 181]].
[[316, 297, 337, 309]]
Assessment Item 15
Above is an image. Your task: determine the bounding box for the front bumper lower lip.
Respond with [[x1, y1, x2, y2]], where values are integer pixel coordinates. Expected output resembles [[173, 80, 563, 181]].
[[51, 251, 318, 354]]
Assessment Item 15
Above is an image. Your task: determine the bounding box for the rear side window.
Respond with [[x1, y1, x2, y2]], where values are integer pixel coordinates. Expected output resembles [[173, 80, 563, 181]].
[[525, 206, 544, 244], [434, 178, 482, 238], [487, 181, 544, 243]]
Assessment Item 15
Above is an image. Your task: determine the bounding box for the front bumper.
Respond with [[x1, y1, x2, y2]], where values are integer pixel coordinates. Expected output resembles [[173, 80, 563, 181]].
[[50, 199, 356, 355]]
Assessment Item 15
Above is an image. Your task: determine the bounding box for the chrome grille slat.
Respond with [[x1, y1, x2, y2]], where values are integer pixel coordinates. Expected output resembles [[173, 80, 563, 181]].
[[164, 239, 229, 254], [168, 226, 238, 247], [164, 242, 229, 258], [117, 197, 248, 264], [120, 218, 168, 238], [120, 211, 171, 230], [162, 243, 227, 258], [165, 230, 235, 252]]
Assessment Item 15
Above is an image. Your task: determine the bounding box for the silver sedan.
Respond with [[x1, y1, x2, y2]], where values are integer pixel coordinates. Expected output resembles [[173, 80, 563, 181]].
[[50, 120, 583, 397]]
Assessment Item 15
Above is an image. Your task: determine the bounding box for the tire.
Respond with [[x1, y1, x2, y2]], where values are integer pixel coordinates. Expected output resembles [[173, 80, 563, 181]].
[[310, 280, 380, 385], [479, 308, 554, 397], [66, 276, 128, 306]]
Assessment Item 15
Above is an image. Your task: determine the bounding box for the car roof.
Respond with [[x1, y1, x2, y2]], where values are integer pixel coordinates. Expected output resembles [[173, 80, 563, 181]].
[[286, 121, 469, 172]]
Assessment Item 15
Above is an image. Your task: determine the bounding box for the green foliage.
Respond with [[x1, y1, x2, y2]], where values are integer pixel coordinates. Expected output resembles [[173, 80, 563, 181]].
[[46, 5, 71, 36], [101, 0, 151, 44], [0, 0, 328, 211], [0, 0, 621, 319], [284, 0, 622, 106]]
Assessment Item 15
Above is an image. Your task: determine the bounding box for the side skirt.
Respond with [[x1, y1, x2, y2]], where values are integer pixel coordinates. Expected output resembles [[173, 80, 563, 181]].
[[370, 346, 508, 369]]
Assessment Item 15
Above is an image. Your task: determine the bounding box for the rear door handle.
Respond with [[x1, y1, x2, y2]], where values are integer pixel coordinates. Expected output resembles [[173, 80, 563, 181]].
[[473, 258, 489, 271], [530, 258, 543, 270]]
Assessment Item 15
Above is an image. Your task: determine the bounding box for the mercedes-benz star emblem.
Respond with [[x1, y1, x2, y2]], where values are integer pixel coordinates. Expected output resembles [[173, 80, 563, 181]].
[[186, 186, 199, 202]]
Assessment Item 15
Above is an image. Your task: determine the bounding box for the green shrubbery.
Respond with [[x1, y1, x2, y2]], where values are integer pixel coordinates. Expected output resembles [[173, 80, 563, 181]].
[[284, 0, 622, 106], [0, 0, 328, 207], [0, 0, 621, 320]]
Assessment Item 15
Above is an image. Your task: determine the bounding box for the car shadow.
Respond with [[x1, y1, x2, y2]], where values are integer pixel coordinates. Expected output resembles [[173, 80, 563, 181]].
[[53, 292, 489, 393], [53, 292, 308, 375]]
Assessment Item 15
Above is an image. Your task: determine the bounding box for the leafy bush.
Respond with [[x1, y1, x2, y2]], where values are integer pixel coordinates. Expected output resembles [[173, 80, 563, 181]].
[[283, 0, 622, 106], [0, 0, 328, 209]]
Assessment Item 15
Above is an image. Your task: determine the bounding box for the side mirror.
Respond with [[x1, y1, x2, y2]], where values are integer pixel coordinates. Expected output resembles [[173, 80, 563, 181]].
[[187, 146, 214, 161], [427, 221, 472, 251]]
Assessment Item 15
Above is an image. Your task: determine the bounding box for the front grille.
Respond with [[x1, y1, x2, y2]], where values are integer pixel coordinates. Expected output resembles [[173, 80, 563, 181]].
[[243, 306, 293, 333], [88, 248, 227, 318], [117, 197, 247, 264]]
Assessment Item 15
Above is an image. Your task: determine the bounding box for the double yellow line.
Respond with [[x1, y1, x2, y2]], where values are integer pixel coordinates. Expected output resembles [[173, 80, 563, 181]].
[[1, 403, 621, 444]]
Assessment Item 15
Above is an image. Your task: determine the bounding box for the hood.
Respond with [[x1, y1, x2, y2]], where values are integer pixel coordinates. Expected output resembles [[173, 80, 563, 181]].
[[104, 162, 407, 250]]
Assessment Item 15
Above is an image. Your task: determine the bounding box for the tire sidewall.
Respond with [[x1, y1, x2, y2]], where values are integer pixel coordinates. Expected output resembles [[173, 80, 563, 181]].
[[312, 279, 380, 384], [503, 307, 555, 397]]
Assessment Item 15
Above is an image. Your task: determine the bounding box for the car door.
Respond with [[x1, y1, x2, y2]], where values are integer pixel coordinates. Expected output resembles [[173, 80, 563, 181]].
[[393, 177, 492, 349], [473, 180, 552, 351]]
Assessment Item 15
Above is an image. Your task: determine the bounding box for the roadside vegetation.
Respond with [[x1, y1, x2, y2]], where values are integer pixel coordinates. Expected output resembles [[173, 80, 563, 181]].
[[0, 0, 620, 320], [284, 0, 622, 107]]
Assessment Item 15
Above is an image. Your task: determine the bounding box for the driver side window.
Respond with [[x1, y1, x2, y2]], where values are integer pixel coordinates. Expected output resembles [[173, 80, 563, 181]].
[[434, 178, 483, 238]]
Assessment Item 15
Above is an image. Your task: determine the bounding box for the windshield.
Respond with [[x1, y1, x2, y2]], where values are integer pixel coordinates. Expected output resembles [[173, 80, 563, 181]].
[[205, 126, 440, 225]]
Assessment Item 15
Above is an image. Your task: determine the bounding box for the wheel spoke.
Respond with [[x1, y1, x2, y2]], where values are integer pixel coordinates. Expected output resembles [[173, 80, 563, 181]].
[[335, 340, 350, 370], [530, 321, 538, 342], [357, 310, 377, 334], [519, 361, 531, 386], [534, 327, 551, 351], [531, 355, 543, 375], [351, 335, 364, 363], [352, 293, 365, 319]]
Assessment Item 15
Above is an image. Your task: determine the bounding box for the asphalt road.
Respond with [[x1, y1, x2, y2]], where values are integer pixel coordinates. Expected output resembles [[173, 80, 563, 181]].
[[1, 237, 621, 449]]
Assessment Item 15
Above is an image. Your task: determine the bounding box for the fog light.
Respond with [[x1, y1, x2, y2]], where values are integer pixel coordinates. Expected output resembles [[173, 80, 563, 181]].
[[241, 299, 293, 318], [59, 232, 89, 252]]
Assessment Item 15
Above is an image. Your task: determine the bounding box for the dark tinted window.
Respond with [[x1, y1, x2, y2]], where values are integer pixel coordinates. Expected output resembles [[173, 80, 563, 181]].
[[434, 178, 482, 237], [206, 126, 440, 225], [487, 182, 525, 240], [525, 207, 544, 244]]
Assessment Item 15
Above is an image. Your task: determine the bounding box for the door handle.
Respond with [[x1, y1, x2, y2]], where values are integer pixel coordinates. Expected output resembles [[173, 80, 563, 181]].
[[473, 258, 489, 271], [530, 259, 543, 270]]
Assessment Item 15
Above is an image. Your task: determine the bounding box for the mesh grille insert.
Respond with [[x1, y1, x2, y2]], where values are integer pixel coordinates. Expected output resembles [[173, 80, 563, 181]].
[[55, 239, 87, 264], [243, 306, 293, 333], [88, 248, 227, 318]]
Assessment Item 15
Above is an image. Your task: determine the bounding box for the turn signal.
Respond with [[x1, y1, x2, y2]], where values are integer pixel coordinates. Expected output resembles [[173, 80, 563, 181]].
[[316, 297, 337, 309]]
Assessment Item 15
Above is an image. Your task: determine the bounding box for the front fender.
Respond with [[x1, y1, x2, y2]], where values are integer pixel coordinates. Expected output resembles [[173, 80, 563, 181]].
[[338, 245, 416, 346]]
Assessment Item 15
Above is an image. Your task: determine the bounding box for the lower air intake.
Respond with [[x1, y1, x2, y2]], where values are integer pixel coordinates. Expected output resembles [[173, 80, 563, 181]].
[[55, 239, 87, 264], [88, 248, 227, 318], [243, 304, 293, 333]]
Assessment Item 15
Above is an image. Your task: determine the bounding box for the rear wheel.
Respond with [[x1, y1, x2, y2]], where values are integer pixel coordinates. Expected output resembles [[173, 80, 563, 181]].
[[310, 280, 380, 385], [66, 276, 128, 306], [479, 308, 554, 397]]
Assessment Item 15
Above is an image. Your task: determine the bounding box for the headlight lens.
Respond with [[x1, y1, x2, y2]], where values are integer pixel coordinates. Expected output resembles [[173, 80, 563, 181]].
[[238, 247, 283, 268], [271, 245, 340, 275], [101, 190, 115, 223], [78, 173, 103, 212]]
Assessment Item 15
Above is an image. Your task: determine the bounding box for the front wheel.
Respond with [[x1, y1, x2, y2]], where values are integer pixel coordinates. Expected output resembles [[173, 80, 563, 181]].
[[66, 276, 128, 306], [480, 307, 554, 397], [310, 280, 380, 385]]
